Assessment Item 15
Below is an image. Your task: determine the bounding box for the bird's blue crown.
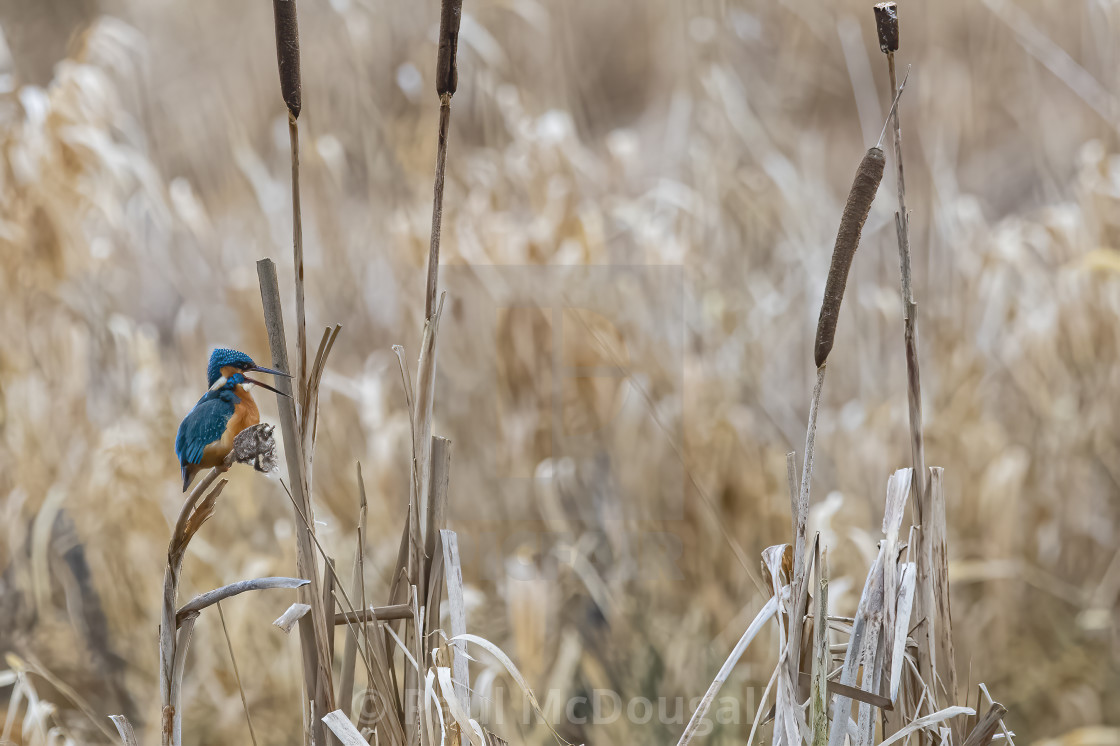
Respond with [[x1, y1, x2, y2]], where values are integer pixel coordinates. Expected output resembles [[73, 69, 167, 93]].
[[207, 348, 256, 386]]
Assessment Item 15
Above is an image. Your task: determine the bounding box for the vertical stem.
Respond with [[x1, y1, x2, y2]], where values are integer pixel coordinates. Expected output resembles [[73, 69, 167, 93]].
[[887, 49, 935, 708], [887, 55, 910, 303], [887, 53, 927, 522], [930, 467, 960, 725], [289, 115, 307, 401], [427, 0, 462, 320], [256, 259, 333, 745], [424, 436, 452, 578], [170, 615, 197, 746], [425, 99, 452, 320], [796, 364, 827, 582], [160, 470, 228, 746], [786, 451, 799, 568], [810, 548, 829, 746], [217, 601, 259, 746], [338, 464, 369, 717]]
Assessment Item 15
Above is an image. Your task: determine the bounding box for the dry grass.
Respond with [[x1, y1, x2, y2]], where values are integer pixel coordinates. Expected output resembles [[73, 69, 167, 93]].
[[1, 0, 1119, 743]]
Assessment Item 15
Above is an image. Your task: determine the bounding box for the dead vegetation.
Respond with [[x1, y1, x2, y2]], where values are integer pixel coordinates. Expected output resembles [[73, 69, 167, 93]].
[[0, 0, 1118, 743]]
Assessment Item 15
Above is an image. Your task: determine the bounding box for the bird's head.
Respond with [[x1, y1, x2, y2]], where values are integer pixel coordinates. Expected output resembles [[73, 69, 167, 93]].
[[206, 348, 291, 396]]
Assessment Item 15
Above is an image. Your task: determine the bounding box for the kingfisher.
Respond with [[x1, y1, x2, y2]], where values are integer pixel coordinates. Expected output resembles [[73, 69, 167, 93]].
[[175, 349, 290, 492]]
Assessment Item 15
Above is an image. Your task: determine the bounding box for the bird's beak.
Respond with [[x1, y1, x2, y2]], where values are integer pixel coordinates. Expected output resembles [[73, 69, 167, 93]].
[[242, 374, 292, 398], [249, 364, 292, 379]]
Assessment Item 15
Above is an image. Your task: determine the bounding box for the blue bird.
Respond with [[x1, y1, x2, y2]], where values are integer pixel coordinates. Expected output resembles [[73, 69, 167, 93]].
[[175, 349, 290, 492]]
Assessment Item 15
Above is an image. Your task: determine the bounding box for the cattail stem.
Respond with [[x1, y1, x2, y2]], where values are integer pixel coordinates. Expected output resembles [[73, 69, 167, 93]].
[[886, 56, 926, 525], [886, 56, 911, 306], [796, 364, 827, 580], [272, 0, 307, 397], [289, 117, 307, 402], [874, 5, 945, 728], [256, 259, 332, 746], [425, 99, 452, 320], [425, 0, 463, 320]]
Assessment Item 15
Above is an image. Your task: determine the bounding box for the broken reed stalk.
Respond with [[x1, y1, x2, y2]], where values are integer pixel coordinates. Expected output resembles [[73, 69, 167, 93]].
[[424, 0, 464, 320], [960, 703, 1008, 746], [424, 437, 453, 663], [880, 467, 913, 719], [440, 529, 470, 711], [177, 577, 309, 622], [784, 532, 816, 716], [929, 468, 960, 710], [110, 715, 138, 746], [826, 548, 886, 746], [272, 0, 307, 396], [333, 603, 414, 625], [810, 546, 829, 746], [256, 259, 334, 745]]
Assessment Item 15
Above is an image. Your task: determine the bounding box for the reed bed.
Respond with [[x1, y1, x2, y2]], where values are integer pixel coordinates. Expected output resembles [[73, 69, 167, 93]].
[[0, 0, 1119, 743]]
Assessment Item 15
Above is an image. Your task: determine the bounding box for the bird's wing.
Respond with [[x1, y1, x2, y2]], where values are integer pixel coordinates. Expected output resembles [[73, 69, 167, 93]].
[[175, 395, 235, 465]]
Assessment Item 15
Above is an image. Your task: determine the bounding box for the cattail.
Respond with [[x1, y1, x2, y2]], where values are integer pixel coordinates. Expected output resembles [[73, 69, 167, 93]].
[[813, 147, 885, 368], [273, 0, 302, 119], [272, 0, 306, 393], [873, 2, 899, 53], [425, 0, 465, 319], [436, 0, 464, 98]]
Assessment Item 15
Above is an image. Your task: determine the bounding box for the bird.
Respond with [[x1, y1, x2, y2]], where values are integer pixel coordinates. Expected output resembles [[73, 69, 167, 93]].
[[175, 349, 291, 492]]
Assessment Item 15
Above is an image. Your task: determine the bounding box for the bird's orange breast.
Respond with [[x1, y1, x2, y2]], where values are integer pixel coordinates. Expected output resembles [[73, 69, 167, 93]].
[[198, 386, 260, 467]]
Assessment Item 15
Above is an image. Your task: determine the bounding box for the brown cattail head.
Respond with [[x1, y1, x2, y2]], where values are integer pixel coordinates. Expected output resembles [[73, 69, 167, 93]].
[[813, 147, 886, 367], [436, 0, 464, 98], [873, 3, 899, 53], [273, 0, 302, 118]]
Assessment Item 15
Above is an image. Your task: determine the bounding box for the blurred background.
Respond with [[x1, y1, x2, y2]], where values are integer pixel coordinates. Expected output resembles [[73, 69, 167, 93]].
[[1, 0, 1118, 743]]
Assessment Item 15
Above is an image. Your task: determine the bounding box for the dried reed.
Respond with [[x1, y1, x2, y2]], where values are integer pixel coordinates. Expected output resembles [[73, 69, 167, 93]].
[[679, 16, 997, 746], [424, 0, 464, 320], [272, 0, 307, 391], [873, 4, 960, 736], [813, 148, 885, 369], [4, 1, 1092, 742], [257, 259, 336, 745], [156, 425, 305, 746]]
